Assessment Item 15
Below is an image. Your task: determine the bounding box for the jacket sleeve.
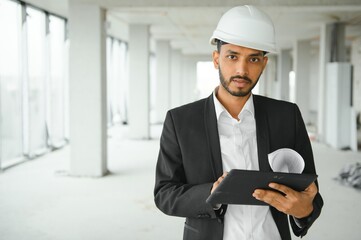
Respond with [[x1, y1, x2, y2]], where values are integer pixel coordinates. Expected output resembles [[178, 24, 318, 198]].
[[289, 104, 324, 237], [154, 111, 224, 219]]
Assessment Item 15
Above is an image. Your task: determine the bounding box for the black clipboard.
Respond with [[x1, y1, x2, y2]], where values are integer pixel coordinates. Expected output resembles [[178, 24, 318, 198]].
[[206, 169, 317, 206]]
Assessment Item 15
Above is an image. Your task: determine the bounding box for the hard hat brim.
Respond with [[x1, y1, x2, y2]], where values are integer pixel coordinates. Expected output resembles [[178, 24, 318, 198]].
[[210, 35, 277, 53]]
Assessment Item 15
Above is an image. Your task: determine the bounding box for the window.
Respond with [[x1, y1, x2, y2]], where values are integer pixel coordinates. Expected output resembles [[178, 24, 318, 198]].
[[26, 7, 47, 156], [150, 53, 156, 124], [196, 61, 219, 99], [0, 0, 68, 169], [0, 0, 23, 166], [106, 37, 129, 126], [48, 15, 67, 147]]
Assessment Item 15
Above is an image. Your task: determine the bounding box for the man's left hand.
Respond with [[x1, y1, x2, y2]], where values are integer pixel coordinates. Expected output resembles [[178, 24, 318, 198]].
[[252, 182, 318, 219]]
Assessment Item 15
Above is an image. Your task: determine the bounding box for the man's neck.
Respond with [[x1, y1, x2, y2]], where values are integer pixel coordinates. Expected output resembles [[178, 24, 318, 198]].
[[216, 86, 251, 120]]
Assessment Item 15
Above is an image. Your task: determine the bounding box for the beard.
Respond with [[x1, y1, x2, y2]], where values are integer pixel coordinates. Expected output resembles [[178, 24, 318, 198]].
[[218, 68, 261, 97]]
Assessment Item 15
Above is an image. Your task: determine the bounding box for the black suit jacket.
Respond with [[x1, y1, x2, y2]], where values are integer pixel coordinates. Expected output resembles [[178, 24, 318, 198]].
[[154, 94, 323, 240]]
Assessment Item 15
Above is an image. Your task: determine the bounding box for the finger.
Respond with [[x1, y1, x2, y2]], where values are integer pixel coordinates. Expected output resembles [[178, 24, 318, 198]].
[[211, 181, 220, 193], [211, 172, 229, 193], [253, 189, 284, 204], [268, 183, 293, 196], [218, 172, 228, 182], [253, 189, 292, 214]]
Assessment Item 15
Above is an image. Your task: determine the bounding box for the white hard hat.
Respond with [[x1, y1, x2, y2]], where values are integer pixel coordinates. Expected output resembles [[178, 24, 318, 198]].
[[210, 5, 277, 53]]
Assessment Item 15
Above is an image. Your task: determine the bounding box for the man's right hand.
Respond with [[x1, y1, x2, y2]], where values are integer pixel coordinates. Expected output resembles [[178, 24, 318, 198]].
[[211, 172, 228, 194]]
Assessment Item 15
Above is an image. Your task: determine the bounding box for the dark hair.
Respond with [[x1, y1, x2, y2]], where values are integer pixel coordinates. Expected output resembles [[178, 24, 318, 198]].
[[216, 39, 227, 52], [215, 39, 268, 56]]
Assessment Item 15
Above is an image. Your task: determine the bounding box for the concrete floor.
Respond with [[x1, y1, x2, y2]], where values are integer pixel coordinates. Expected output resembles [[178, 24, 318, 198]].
[[0, 125, 361, 240]]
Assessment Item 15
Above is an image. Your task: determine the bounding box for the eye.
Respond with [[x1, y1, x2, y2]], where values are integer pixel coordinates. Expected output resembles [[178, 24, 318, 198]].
[[249, 57, 260, 63], [227, 55, 237, 60]]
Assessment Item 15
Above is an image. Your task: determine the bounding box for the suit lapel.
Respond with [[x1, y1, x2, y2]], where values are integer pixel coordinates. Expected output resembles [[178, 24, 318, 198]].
[[204, 95, 223, 179], [254, 96, 290, 238], [253, 95, 272, 172]]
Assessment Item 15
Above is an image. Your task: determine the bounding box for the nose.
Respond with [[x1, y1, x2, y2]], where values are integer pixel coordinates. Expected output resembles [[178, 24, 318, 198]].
[[235, 59, 249, 76]]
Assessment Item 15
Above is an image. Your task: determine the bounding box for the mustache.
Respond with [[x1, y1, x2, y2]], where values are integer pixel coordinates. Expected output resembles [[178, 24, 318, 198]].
[[230, 75, 252, 83]]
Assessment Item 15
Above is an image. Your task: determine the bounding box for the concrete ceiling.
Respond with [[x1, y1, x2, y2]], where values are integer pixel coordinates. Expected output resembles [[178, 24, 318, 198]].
[[23, 0, 361, 55]]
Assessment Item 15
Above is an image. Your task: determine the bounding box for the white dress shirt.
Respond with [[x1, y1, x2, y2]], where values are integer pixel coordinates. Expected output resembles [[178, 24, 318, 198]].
[[213, 90, 281, 240]]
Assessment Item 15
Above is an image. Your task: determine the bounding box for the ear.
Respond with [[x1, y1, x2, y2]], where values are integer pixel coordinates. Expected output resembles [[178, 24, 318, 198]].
[[212, 50, 219, 69]]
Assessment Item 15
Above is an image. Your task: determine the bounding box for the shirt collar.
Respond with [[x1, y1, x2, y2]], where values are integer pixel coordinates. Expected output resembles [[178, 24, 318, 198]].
[[213, 87, 255, 120]]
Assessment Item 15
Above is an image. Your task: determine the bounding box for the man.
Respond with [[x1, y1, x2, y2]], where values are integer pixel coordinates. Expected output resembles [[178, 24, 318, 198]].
[[154, 5, 323, 240]]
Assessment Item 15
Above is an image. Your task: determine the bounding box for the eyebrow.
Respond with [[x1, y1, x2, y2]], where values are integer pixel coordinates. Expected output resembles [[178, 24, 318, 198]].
[[249, 53, 264, 57], [226, 50, 240, 55], [225, 50, 264, 57]]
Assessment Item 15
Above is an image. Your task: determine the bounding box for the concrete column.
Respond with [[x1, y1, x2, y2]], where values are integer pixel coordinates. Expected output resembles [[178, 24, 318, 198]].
[[170, 49, 182, 108], [325, 63, 352, 149], [266, 55, 277, 99], [257, 73, 267, 96], [309, 45, 320, 126], [293, 40, 312, 125], [330, 23, 347, 62], [68, 3, 107, 177], [277, 49, 292, 101], [155, 40, 171, 123], [350, 37, 361, 151], [257, 56, 274, 97], [128, 25, 150, 139], [318, 23, 347, 141], [258, 55, 276, 98], [189, 58, 199, 101], [323, 23, 352, 149], [351, 37, 361, 121], [317, 23, 333, 141], [181, 55, 189, 104], [182, 56, 198, 104]]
